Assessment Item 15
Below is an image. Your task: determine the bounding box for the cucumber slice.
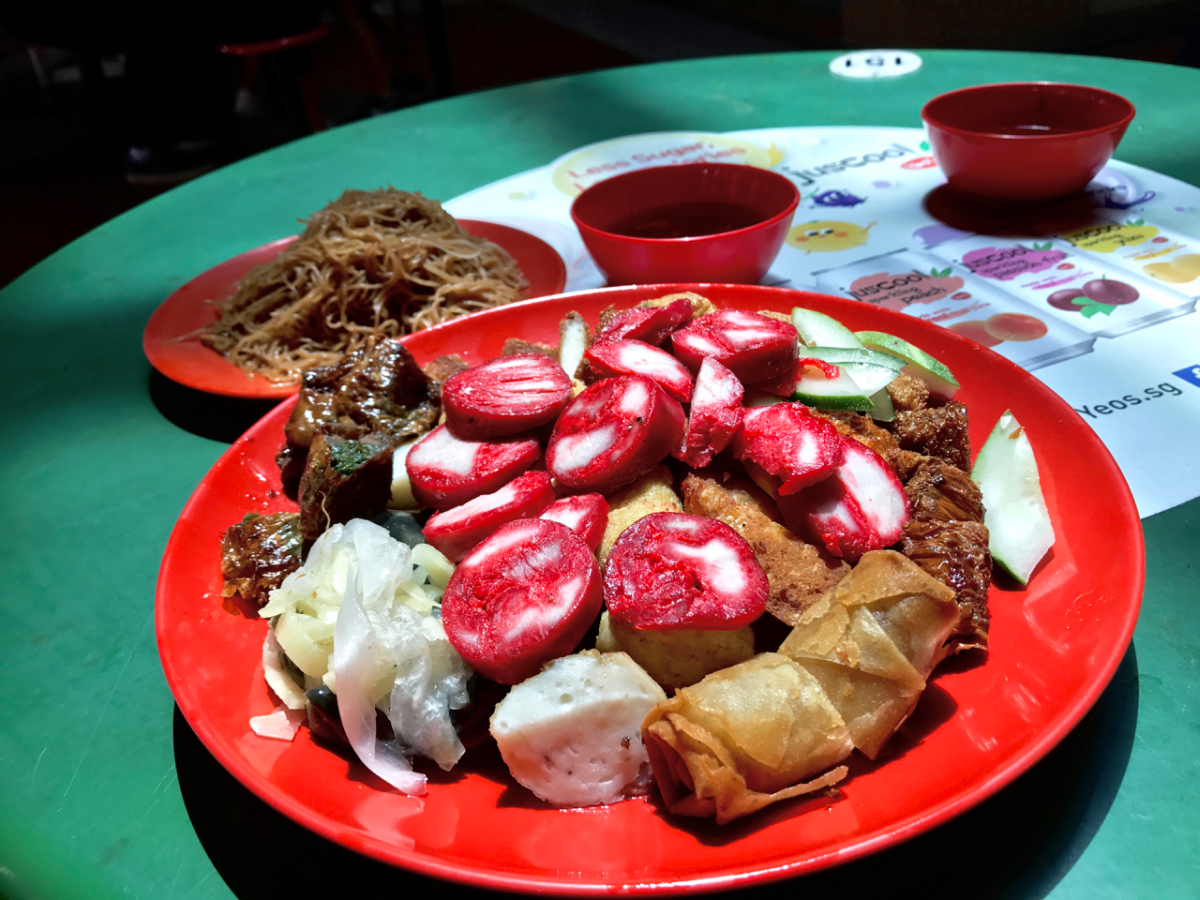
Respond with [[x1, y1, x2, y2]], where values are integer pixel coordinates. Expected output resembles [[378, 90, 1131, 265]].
[[792, 367, 876, 411], [801, 347, 903, 395], [854, 330, 960, 400], [970, 411, 1054, 585], [867, 387, 895, 422], [799, 346, 906, 371], [792, 307, 864, 349]]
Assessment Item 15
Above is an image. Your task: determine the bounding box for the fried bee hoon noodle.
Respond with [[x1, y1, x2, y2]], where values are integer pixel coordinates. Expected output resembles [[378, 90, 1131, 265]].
[[201, 189, 528, 384]]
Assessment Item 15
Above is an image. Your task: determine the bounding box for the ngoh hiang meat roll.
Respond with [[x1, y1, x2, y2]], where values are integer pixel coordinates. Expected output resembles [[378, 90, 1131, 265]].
[[641, 550, 962, 824]]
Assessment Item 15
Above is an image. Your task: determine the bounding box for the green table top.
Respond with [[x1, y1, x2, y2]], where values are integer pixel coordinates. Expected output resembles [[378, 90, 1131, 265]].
[[2, 49, 1197, 900]]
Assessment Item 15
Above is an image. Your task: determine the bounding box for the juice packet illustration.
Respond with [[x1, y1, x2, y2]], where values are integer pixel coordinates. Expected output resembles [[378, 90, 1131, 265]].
[[812, 248, 1094, 370], [927, 235, 1196, 338], [1060, 216, 1200, 297]]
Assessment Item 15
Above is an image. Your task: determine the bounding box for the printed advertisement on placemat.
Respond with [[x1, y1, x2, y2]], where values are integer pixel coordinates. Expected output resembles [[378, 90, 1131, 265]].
[[445, 126, 1200, 518]]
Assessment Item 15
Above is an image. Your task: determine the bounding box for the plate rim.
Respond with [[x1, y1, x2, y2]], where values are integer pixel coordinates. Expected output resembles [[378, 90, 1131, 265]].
[[156, 283, 1144, 894]]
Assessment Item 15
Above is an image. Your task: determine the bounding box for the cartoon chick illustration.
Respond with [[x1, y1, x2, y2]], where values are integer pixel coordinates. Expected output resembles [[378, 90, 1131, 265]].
[[787, 220, 875, 254]]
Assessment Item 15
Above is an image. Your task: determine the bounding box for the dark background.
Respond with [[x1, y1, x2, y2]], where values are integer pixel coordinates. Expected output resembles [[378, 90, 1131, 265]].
[[3, 0, 1198, 289]]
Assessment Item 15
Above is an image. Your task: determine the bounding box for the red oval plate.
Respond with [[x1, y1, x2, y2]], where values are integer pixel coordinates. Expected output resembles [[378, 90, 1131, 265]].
[[142, 220, 567, 399], [156, 284, 1143, 895]]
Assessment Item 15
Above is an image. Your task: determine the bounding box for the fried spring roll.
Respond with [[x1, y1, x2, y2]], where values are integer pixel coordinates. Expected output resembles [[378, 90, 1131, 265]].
[[777, 550, 961, 759], [642, 653, 851, 824]]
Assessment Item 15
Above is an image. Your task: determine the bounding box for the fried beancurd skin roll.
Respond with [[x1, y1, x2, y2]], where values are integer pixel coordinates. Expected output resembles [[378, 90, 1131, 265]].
[[642, 653, 851, 824], [777, 550, 961, 759]]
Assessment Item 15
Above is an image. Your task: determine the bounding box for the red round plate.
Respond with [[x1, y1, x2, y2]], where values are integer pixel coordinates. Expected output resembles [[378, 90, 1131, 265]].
[[142, 220, 567, 399], [156, 284, 1143, 895]]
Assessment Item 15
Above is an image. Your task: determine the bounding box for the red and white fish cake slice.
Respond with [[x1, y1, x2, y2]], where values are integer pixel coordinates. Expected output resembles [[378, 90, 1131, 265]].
[[670, 309, 797, 384], [406, 424, 541, 509], [604, 512, 768, 630], [584, 339, 694, 403], [546, 375, 685, 495], [777, 436, 910, 562], [423, 470, 557, 562], [674, 356, 744, 468], [594, 297, 693, 346], [441, 518, 604, 684], [441, 352, 573, 440], [732, 403, 844, 495], [539, 493, 609, 553]]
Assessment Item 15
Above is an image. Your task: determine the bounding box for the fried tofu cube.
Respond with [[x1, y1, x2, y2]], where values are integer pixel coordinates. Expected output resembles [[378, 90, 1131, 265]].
[[597, 465, 682, 564]]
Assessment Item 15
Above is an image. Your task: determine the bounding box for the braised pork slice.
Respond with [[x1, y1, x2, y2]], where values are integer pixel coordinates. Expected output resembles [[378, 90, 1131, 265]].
[[901, 519, 990, 651], [890, 401, 971, 471], [682, 472, 849, 626], [284, 338, 439, 451], [904, 455, 985, 523], [219, 512, 303, 607], [298, 432, 394, 541]]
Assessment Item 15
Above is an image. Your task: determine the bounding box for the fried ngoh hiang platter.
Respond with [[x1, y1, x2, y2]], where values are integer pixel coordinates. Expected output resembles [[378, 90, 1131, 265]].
[[215, 287, 1054, 826]]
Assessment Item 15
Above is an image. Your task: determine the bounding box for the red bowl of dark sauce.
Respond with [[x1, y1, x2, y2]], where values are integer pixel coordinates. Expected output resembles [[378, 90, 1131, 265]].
[[571, 162, 800, 285], [921, 82, 1135, 204]]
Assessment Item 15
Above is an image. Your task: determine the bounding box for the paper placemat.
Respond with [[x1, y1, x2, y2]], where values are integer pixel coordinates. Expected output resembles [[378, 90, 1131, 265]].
[[446, 126, 1200, 519]]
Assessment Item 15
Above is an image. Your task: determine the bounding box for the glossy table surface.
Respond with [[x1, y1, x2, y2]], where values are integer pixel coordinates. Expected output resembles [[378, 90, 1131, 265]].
[[2, 50, 1198, 900]]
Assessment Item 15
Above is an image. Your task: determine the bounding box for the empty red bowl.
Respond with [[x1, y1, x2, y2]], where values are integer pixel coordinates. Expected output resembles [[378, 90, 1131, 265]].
[[570, 162, 800, 285], [921, 82, 1135, 203]]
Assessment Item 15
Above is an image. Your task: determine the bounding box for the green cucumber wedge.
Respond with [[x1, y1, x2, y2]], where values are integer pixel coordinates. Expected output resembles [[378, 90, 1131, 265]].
[[792, 307, 864, 349], [792, 367, 876, 411], [800, 347, 905, 396], [854, 330, 960, 400], [867, 387, 895, 422], [799, 346, 906, 371], [970, 410, 1054, 585]]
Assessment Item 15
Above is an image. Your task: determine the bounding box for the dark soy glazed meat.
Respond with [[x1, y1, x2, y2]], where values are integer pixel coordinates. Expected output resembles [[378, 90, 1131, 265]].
[[219, 512, 304, 607], [897, 453, 992, 652], [284, 338, 439, 450], [889, 401, 971, 472], [298, 432, 395, 541], [901, 519, 991, 652], [277, 338, 440, 497]]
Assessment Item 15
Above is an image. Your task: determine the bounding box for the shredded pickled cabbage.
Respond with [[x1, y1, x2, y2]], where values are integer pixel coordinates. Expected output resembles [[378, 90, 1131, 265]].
[[259, 519, 471, 793], [253, 520, 468, 796], [262, 628, 307, 710]]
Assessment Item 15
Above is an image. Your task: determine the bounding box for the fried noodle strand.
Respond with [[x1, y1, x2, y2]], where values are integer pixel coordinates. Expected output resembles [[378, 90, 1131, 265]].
[[201, 189, 528, 383]]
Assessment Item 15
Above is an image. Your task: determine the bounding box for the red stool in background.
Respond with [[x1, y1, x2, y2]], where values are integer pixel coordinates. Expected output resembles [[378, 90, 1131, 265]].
[[218, 22, 329, 134]]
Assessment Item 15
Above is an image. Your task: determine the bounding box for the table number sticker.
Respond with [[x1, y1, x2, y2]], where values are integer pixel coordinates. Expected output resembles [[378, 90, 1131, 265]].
[[829, 50, 923, 79]]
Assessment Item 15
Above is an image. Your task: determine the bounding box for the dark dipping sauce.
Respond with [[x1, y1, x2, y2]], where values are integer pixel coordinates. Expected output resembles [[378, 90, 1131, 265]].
[[606, 201, 766, 239]]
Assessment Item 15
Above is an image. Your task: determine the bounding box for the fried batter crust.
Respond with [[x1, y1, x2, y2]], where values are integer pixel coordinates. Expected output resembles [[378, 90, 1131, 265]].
[[814, 410, 902, 471], [681, 473, 849, 626], [891, 401, 971, 471], [886, 372, 929, 412]]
